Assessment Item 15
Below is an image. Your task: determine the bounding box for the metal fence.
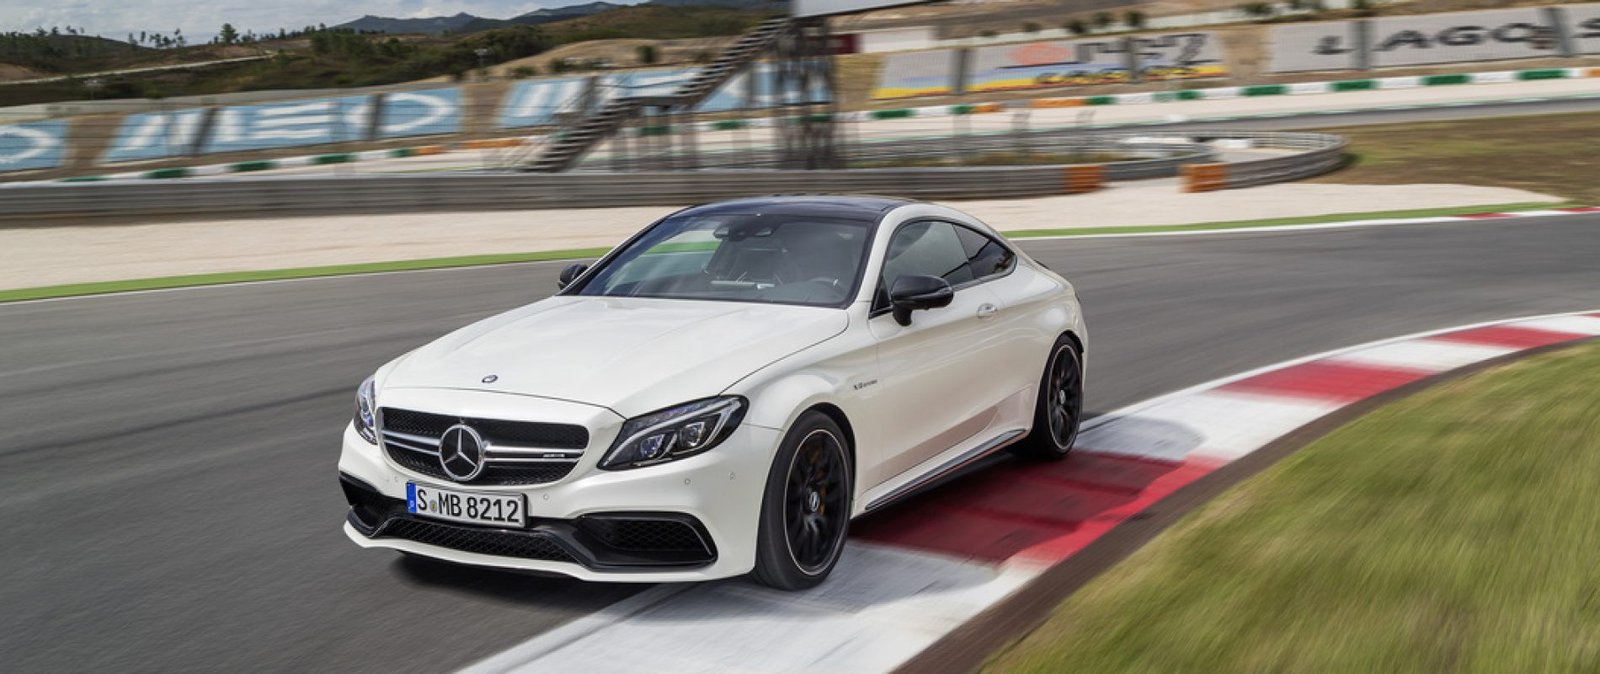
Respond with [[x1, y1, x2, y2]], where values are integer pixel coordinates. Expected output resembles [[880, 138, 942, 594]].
[[0, 131, 1345, 224]]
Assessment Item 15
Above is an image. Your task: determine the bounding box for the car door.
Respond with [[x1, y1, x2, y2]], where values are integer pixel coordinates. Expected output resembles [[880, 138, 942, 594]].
[[865, 220, 1016, 485]]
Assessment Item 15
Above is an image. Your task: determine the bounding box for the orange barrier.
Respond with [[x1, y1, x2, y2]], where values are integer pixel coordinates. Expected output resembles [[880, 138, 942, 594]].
[[1182, 163, 1228, 192], [1032, 98, 1086, 109], [972, 102, 1005, 114], [461, 138, 525, 150], [1588, 68, 1600, 78], [1063, 165, 1103, 194], [411, 145, 446, 156]]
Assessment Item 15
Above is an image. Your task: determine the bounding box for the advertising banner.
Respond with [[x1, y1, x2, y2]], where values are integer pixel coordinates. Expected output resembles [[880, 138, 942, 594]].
[[1564, 3, 1600, 54], [965, 32, 1227, 93], [872, 51, 958, 99], [202, 95, 371, 154], [0, 119, 67, 172], [1368, 8, 1560, 68], [377, 88, 462, 139], [101, 109, 208, 163], [1268, 21, 1363, 72], [499, 77, 592, 128], [498, 65, 829, 128]]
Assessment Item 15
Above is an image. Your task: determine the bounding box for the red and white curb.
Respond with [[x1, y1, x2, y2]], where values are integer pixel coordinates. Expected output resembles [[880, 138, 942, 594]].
[[466, 310, 1600, 674]]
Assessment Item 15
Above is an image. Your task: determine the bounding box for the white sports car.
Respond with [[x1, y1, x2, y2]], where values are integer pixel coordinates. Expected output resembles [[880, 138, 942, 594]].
[[339, 196, 1086, 589]]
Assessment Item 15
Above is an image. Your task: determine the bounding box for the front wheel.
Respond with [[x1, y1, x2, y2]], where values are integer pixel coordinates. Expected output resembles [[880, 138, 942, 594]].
[[1013, 335, 1084, 460], [752, 411, 852, 591]]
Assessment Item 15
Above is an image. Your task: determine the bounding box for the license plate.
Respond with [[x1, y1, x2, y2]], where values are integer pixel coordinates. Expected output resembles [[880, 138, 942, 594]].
[[407, 483, 526, 528]]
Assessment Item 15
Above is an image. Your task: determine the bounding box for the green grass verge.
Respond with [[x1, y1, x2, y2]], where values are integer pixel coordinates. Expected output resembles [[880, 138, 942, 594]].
[[0, 247, 612, 304], [0, 201, 1570, 304], [987, 338, 1600, 673], [1000, 201, 1569, 239]]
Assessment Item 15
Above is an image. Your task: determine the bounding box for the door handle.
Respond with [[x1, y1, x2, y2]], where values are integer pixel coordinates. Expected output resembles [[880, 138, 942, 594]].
[[976, 303, 998, 319]]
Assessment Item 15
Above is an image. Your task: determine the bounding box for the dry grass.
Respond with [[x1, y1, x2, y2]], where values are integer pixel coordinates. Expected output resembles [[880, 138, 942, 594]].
[[1314, 111, 1600, 204]]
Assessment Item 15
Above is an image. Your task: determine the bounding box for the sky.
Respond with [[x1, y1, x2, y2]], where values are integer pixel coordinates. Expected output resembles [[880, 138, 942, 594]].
[[1, 0, 633, 42]]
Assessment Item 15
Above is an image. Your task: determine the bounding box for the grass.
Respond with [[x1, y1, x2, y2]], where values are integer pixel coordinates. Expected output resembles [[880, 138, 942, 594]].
[[0, 247, 610, 304], [986, 339, 1600, 673], [1314, 111, 1600, 204], [0, 201, 1567, 304], [999, 201, 1569, 239]]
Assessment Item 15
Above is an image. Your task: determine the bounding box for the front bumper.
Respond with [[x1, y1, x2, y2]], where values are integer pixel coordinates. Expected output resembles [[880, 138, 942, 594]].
[[337, 419, 781, 583]]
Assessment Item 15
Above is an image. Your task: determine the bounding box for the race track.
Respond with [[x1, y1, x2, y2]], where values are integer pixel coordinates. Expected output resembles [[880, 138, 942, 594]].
[[5, 214, 1600, 670]]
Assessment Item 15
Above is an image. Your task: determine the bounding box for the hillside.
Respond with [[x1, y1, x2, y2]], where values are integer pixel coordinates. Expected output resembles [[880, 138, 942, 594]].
[[336, 13, 483, 35], [337, 3, 630, 36], [1, 33, 156, 75], [0, 3, 776, 106]]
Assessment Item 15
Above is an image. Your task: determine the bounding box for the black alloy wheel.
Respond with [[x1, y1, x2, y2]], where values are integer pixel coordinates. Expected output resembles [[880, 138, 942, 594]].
[[753, 411, 852, 590], [784, 429, 850, 574], [1015, 335, 1084, 460]]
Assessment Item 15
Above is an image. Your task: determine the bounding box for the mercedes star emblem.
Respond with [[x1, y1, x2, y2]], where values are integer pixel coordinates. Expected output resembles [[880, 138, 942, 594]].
[[438, 424, 487, 482]]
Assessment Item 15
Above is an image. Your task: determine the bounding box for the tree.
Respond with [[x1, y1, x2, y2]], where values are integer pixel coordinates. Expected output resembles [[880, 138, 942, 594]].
[[637, 44, 658, 64], [1124, 10, 1146, 30], [1241, 2, 1277, 19], [1092, 11, 1114, 30], [1065, 19, 1088, 36], [219, 23, 238, 44], [1023, 21, 1041, 33]]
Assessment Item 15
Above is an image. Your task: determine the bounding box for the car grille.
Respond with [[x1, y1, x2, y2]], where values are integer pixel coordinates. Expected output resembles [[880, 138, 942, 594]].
[[378, 407, 589, 486], [375, 518, 576, 563]]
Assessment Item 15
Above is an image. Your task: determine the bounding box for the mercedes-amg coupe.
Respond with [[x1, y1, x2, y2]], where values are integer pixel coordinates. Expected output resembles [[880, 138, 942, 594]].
[[338, 196, 1086, 589]]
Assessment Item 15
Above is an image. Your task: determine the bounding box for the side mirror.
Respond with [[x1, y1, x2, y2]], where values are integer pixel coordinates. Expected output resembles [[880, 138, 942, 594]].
[[557, 263, 588, 289], [889, 274, 954, 326]]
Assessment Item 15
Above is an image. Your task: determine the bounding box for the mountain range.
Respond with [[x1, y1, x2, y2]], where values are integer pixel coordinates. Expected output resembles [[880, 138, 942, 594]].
[[335, 0, 778, 35]]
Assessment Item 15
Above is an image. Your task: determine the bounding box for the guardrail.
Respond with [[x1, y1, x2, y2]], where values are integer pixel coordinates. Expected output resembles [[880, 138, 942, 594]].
[[0, 132, 1344, 224], [1182, 132, 1348, 192], [585, 130, 1214, 174]]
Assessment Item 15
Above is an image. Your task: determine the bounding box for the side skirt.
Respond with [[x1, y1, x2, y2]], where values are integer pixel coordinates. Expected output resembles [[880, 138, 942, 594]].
[[860, 429, 1026, 514]]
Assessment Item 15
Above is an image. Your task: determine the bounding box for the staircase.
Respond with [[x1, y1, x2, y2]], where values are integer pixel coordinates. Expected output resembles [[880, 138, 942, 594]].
[[524, 17, 793, 173]]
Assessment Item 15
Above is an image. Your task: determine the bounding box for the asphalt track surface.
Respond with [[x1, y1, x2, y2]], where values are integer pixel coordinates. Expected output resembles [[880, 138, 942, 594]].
[[4, 214, 1600, 671]]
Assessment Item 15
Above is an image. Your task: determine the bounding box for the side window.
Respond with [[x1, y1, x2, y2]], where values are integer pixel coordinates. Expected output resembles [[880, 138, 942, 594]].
[[881, 221, 973, 294], [954, 225, 1016, 281]]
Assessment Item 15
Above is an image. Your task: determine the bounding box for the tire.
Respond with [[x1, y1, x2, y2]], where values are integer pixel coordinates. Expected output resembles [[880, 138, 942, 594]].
[[1012, 335, 1084, 460], [752, 410, 853, 591]]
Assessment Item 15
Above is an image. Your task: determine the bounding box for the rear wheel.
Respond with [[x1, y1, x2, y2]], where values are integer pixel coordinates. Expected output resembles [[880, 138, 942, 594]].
[[1013, 335, 1084, 460], [752, 411, 852, 590]]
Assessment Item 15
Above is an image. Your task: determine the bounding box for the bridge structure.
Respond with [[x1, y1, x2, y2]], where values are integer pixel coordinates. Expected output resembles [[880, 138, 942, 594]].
[[516, 0, 930, 172]]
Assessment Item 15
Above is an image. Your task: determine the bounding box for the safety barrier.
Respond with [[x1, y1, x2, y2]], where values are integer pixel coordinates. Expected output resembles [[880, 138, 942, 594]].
[[0, 132, 1343, 222], [1064, 165, 1103, 194], [1182, 132, 1347, 191]]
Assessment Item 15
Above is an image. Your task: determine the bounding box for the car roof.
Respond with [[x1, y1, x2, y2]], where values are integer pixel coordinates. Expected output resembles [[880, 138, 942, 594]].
[[676, 196, 915, 221]]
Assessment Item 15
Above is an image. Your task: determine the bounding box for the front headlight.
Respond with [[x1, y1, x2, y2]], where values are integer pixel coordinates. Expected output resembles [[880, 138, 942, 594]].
[[599, 396, 746, 470], [354, 376, 377, 444]]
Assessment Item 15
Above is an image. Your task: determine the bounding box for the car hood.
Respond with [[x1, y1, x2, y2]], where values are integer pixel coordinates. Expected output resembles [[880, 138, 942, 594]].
[[382, 296, 849, 417]]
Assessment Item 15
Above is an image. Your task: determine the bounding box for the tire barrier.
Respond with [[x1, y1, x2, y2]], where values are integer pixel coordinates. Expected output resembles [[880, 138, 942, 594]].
[[0, 131, 1342, 223], [1063, 165, 1103, 194]]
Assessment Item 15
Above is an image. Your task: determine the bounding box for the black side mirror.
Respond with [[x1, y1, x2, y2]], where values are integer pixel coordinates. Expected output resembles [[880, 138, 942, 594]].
[[889, 275, 954, 326], [557, 263, 588, 290]]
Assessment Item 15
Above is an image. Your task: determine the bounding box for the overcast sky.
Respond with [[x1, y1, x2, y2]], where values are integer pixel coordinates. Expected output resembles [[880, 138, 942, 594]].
[[3, 0, 633, 41]]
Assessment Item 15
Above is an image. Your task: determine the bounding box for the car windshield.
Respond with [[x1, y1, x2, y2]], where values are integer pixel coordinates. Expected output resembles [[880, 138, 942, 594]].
[[572, 212, 875, 307]]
